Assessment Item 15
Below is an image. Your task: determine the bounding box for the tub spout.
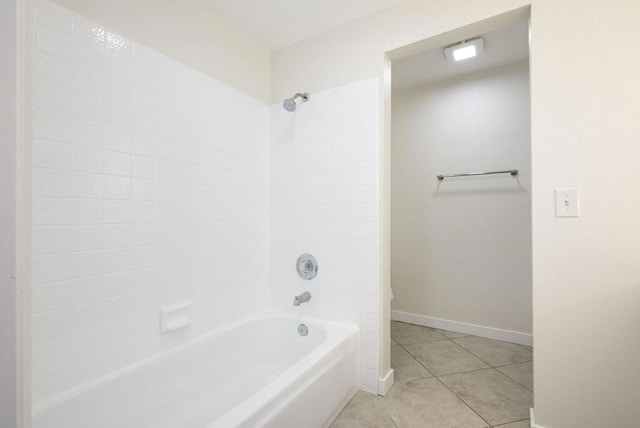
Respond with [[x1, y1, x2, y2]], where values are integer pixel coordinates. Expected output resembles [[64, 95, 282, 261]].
[[293, 291, 311, 307]]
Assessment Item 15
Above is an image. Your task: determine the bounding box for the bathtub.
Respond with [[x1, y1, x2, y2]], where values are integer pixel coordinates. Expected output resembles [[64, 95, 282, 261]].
[[33, 312, 360, 428]]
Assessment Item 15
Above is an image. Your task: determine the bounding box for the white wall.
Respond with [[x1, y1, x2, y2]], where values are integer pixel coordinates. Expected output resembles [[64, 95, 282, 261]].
[[1, 0, 18, 424], [271, 0, 640, 427], [391, 61, 532, 336], [51, 0, 271, 102], [31, 0, 269, 403], [270, 80, 382, 392]]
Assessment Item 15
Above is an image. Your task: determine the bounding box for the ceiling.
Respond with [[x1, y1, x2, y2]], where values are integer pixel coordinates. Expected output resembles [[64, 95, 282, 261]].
[[202, 0, 406, 50], [393, 20, 529, 91]]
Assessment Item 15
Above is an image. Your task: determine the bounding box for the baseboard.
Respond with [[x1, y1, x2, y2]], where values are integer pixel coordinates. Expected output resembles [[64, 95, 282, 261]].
[[391, 310, 533, 346], [377, 368, 394, 396]]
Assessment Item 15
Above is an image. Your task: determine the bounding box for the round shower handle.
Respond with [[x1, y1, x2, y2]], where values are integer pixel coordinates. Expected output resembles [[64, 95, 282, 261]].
[[296, 254, 318, 280]]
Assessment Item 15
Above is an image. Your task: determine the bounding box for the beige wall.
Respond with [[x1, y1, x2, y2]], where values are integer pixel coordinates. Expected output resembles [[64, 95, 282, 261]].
[[1, 0, 18, 425], [531, 1, 640, 426], [272, 1, 640, 427], [271, 0, 528, 103], [391, 61, 532, 335], [52, 0, 271, 102]]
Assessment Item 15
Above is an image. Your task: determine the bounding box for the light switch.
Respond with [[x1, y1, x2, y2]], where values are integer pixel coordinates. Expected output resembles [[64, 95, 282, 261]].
[[555, 188, 580, 217]]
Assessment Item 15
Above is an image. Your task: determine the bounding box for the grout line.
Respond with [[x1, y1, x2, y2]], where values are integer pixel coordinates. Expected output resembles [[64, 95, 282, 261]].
[[393, 337, 451, 346], [392, 324, 532, 426], [448, 338, 496, 368], [444, 339, 533, 392], [492, 418, 530, 427], [433, 372, 493, 427], [393, 338, 492, 425], [493, 361, 533, 369], [382, 405, 399, 428], [436, 366, 497, 378], [494, 366, 533, 392]]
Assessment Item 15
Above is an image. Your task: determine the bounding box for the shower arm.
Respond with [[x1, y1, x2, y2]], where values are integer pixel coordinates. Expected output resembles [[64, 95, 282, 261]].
[[293, 92, 309, 102]]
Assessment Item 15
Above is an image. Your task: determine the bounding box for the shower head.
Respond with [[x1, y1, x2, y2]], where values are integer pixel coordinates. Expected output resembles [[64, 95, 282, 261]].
[[282, 92, 309, 112]]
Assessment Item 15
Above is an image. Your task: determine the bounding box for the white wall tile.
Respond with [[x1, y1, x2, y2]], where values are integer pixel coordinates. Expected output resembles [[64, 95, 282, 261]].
[[269, 79, 381, 391], [32, 226, 73, 255], [103, 200, 131, 224], [36, 24, 73, 59], [32, 253, 73, 285], [72, 199, 103, 224], [71, 225, 103, 252], [32, 0, 269, 402], [33, 139, 71, 170], [32, 281, 72, 314]]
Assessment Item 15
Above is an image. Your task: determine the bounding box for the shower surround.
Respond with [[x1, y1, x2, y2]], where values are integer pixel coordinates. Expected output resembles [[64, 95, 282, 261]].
[[30, 0, 383, 415], [31, 0, 269, 401], [270, 80, 381, 392]]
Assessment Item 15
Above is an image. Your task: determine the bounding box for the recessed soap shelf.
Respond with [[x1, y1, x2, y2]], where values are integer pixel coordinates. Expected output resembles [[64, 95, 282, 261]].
[[160, 301, 192, 334]]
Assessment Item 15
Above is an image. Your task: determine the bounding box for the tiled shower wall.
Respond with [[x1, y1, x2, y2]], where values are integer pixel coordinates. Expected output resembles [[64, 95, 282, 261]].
[[270, 80, 381, 392], [31, 0, 269, 401]]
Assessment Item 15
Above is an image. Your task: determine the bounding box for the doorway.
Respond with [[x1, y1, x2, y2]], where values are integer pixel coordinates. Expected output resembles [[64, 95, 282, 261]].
[[386, 17, 532, 426]]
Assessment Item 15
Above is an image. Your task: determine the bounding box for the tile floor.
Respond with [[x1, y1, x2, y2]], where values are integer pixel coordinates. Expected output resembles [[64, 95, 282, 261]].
[[331, 321, 533, 428]]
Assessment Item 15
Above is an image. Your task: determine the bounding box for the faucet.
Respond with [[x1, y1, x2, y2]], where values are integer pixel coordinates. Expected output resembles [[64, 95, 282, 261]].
[[293, 291, 311, 307]]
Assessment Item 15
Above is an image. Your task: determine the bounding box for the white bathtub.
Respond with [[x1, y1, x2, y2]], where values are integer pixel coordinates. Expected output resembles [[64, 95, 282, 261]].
[[33, 312, 360, 428]]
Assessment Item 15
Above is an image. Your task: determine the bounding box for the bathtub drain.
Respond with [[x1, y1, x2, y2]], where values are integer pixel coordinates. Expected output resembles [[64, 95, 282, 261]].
[[298, 323, 309, 337]]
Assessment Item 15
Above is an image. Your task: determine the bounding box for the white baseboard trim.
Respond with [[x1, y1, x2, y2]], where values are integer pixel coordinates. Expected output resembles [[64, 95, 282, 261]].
[[377, 368, 394, 396], [391, 310, 533, 346], [529, 407, 547, 427]]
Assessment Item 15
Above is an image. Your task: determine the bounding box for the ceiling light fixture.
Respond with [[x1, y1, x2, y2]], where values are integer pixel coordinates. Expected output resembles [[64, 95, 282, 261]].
[[444, 38, 484, 63]]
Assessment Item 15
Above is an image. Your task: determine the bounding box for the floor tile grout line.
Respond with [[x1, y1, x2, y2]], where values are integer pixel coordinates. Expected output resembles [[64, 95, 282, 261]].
[[394, 339, 436, 378], [432, 372, 493, 427], [493, 361, 533, 369], [435, 373, 532, 427], [446, 337, 534, 391], [391, 325, 532, 426], [448, 338, 500, 368], [391, 341, 492, 427], [394, 325, 533, 425], [436, 364, 534, 397], [394, 328, 533, 385], [450, 337, 533, 367], [380, 403, 400, 428], [436, 366, 502, 378], [492, 418, 531, 427], [494, 366, 533, 392], [392, 337, 451, 346], [396, 336, 526, 380], [394, 338, 493, 427]]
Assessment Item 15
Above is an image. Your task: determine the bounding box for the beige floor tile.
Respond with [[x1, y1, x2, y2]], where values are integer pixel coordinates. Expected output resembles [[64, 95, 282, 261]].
[[436, 329, 469, 339], [494, 420, 530, 428], [391, 321, 447, 345], [453, 336, 533, 366], [497, 362, 533, 391], [403, 340, 489, 376], [382, 378, 488, 428], [391, 345, 432, 381], [518, 344, 533, 352], [439, 369, 532, 426], [331, 391, 396, 428]]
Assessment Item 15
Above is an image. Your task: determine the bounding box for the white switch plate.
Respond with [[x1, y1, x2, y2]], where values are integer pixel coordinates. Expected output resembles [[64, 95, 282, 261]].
[[555, 188, 580, 217]]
